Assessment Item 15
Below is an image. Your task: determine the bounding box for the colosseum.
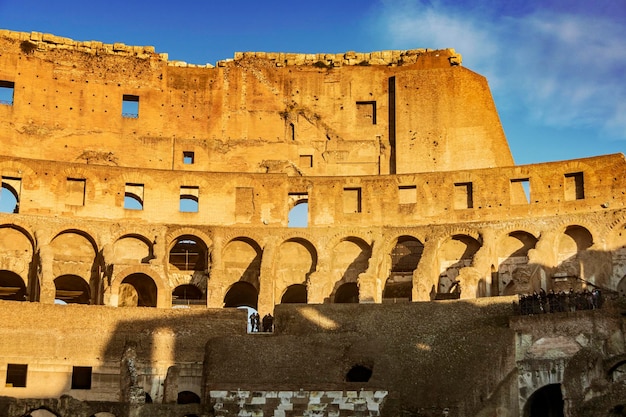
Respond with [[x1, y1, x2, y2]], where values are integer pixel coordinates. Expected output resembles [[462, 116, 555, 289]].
[[0, 29, 624, 417]]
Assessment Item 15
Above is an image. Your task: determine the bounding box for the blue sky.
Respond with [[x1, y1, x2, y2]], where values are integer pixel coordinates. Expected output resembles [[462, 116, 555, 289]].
[[0, 0, 624, 165]]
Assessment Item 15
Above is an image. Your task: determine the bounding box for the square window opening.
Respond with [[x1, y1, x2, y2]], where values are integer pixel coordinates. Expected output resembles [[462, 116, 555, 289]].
[[510, 178, 530, 204], [6, 363, 27, 387], [398, 185, 417, 205], [66, 178, 86, 206], [122, 94, 139, 118], [356, 101, 376, 125], [180, 186, 199, 213], [183, 151, 195, 165], [124, 183, 144, 210], [564, 172, 584, 200], [454, 182, 473, 209], [343, 187, 362, 213], [0, 80, 15, 106], [71, 366, 92, 390], [299, 155, 313, 168]]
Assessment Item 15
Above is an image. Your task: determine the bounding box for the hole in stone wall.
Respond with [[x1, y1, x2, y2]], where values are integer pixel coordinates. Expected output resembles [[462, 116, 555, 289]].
[[346, 365, 372, 382]]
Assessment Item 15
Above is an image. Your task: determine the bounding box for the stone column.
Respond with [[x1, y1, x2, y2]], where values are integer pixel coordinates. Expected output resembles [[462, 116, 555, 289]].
[[307, 247, 331, 304], [413, 236, 439, 301], [257, 237, 278, 316], [37, 244, 56, 304], [206, 235, 224, 308]]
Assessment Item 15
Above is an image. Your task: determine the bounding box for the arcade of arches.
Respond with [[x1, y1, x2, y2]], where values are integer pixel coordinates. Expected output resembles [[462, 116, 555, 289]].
[[1, 219, 625, 315]]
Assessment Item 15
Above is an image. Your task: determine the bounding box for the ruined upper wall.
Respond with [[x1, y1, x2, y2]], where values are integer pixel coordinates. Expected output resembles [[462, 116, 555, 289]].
[[0, 29, 511, 175], [0, 29, 462, 68]]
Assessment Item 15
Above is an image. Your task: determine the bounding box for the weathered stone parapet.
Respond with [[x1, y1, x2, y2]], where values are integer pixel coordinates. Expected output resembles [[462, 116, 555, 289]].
[[219, 48, 462, 68], [209, 389, 388, 417]]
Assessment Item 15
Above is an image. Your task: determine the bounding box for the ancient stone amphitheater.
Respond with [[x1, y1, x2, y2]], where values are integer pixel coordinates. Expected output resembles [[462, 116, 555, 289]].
[[0, 29, 624, 417]]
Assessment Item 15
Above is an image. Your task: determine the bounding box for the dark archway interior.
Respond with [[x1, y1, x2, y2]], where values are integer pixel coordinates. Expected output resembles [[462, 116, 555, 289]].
[[224, 281, 258, 310], [177, 390, 201, 404], [172, 284, 203, 300], [346, 365, 373, 382], [0, 270, 26, 300], [54, 274, 90, 304], [281, 284, 307, 303], [524, 383, 564, 417], [122, 273, 157, 307], [169, 236, 207, 271], [335, 282, 359, 303]]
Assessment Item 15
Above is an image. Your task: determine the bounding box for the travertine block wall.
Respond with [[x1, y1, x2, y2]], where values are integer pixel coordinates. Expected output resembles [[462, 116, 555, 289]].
[[0, 30, 509, 176]]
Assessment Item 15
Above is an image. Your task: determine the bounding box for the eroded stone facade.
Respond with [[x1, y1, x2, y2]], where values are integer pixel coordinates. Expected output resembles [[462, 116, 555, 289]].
[[0, 29, 624, 417]]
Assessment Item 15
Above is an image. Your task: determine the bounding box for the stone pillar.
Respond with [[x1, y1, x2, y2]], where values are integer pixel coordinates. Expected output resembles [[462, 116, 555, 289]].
[[257, 238, 278, 316], [206, 235, 224, 308], [37, 244, 56, 304], [307, 247, 331, 304], [413, 236, 439, 301], [358, 238, 387, 303]]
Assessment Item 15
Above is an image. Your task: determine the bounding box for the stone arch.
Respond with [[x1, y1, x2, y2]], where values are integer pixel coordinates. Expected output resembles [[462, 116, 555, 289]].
[[436, 234, 481, 299], [383, 235, 424, 302], [54, 274, 91, 304], [110, 266, 167, 307], [521, 383, 564, 417], [172, 283, 205, 307], [119, 273, 158, 307], [0, 224, 35, 299], [168, 234, 210, 272], [221, 236, 263, 291], [275, 237, 317, 303], [608, 358, 626, 383], [224, 281, 258, 310], [495, 230, 539, 296], [554, 225, 594, 290], [0, 270, 27, 300], [49, 229, 100, 303], [113, 234, 154, 265], [334, 282, 359, 303], [328, 237, 370, 303], [28, 408, 61, 417], [281, 283, 307, 303], [0, 180, 19, 213], [177, 390, 201, 404]]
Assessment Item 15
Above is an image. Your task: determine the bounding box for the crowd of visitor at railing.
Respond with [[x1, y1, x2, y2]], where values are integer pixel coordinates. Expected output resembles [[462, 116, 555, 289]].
[[517, 287, 605, 315]]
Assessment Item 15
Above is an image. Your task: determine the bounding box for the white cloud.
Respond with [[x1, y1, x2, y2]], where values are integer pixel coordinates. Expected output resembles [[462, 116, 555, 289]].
[[375, 0, 626, 140]]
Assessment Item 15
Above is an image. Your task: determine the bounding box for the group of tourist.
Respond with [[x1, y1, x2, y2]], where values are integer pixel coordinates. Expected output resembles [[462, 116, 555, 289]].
[[518, 287, 603, 315], [249, 312, 274, 332]]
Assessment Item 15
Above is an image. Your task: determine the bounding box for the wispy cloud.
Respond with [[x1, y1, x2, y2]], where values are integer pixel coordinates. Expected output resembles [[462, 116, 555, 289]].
[[375, 0, 626, 140]]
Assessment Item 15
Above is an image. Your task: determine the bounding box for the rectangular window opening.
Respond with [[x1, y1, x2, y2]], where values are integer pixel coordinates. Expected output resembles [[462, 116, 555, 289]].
[[564, 172, 584, 200], [0, 80, 15, 106], [71, 366, 92, 390], [66, 178, 86, 206], [180, 186, 199, 213], [6, 364, 27, 387], [454, 182, 473, 209], [510, 178, 530, 204], [122, 94, 139, 118], [1, 176, 21, 214], [398, 185, 417, 205], [356, 101, 376, 125], [124, 183, 144, 210], [343, 187, 362, 213], [183, 151, 195, 165], [299, 155, 313, 168]]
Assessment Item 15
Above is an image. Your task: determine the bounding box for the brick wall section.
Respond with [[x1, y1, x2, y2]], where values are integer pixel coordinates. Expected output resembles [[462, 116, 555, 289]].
[[210, 390, 388, 417]]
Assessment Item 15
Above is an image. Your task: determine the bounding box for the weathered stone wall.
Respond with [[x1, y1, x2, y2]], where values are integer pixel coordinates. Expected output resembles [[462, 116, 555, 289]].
[[0, 29, 508, 175], [0, 300, 245, 402]]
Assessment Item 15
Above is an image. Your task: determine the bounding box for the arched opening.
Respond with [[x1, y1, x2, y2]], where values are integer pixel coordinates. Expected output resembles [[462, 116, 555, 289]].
[[0, 182, 19, 213], [523, 383, 564, 417], [54, 275, 90, 304], [0, 270, 26, 301], [119, 273, 157, 307], [383, 236, 423, 302], [169, 236, 207, 271], [281, 284, 307, 303], [496, 231, 538, 296], [177, 390, 201, 404], [346, 365, 372, 382], [437, 234, 481, 299], [224, 281, 258, 310], [555, 225, 594, 291], [124, 192, 143, 210], [335, 282, 359, 303], [172, 284, 205, 307], [114, 235, 153, 264], [288, 200, 308, 228]]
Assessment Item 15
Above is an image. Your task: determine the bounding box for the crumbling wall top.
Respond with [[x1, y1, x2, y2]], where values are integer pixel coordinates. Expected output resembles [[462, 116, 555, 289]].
[[0, 28, 462, 69]]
